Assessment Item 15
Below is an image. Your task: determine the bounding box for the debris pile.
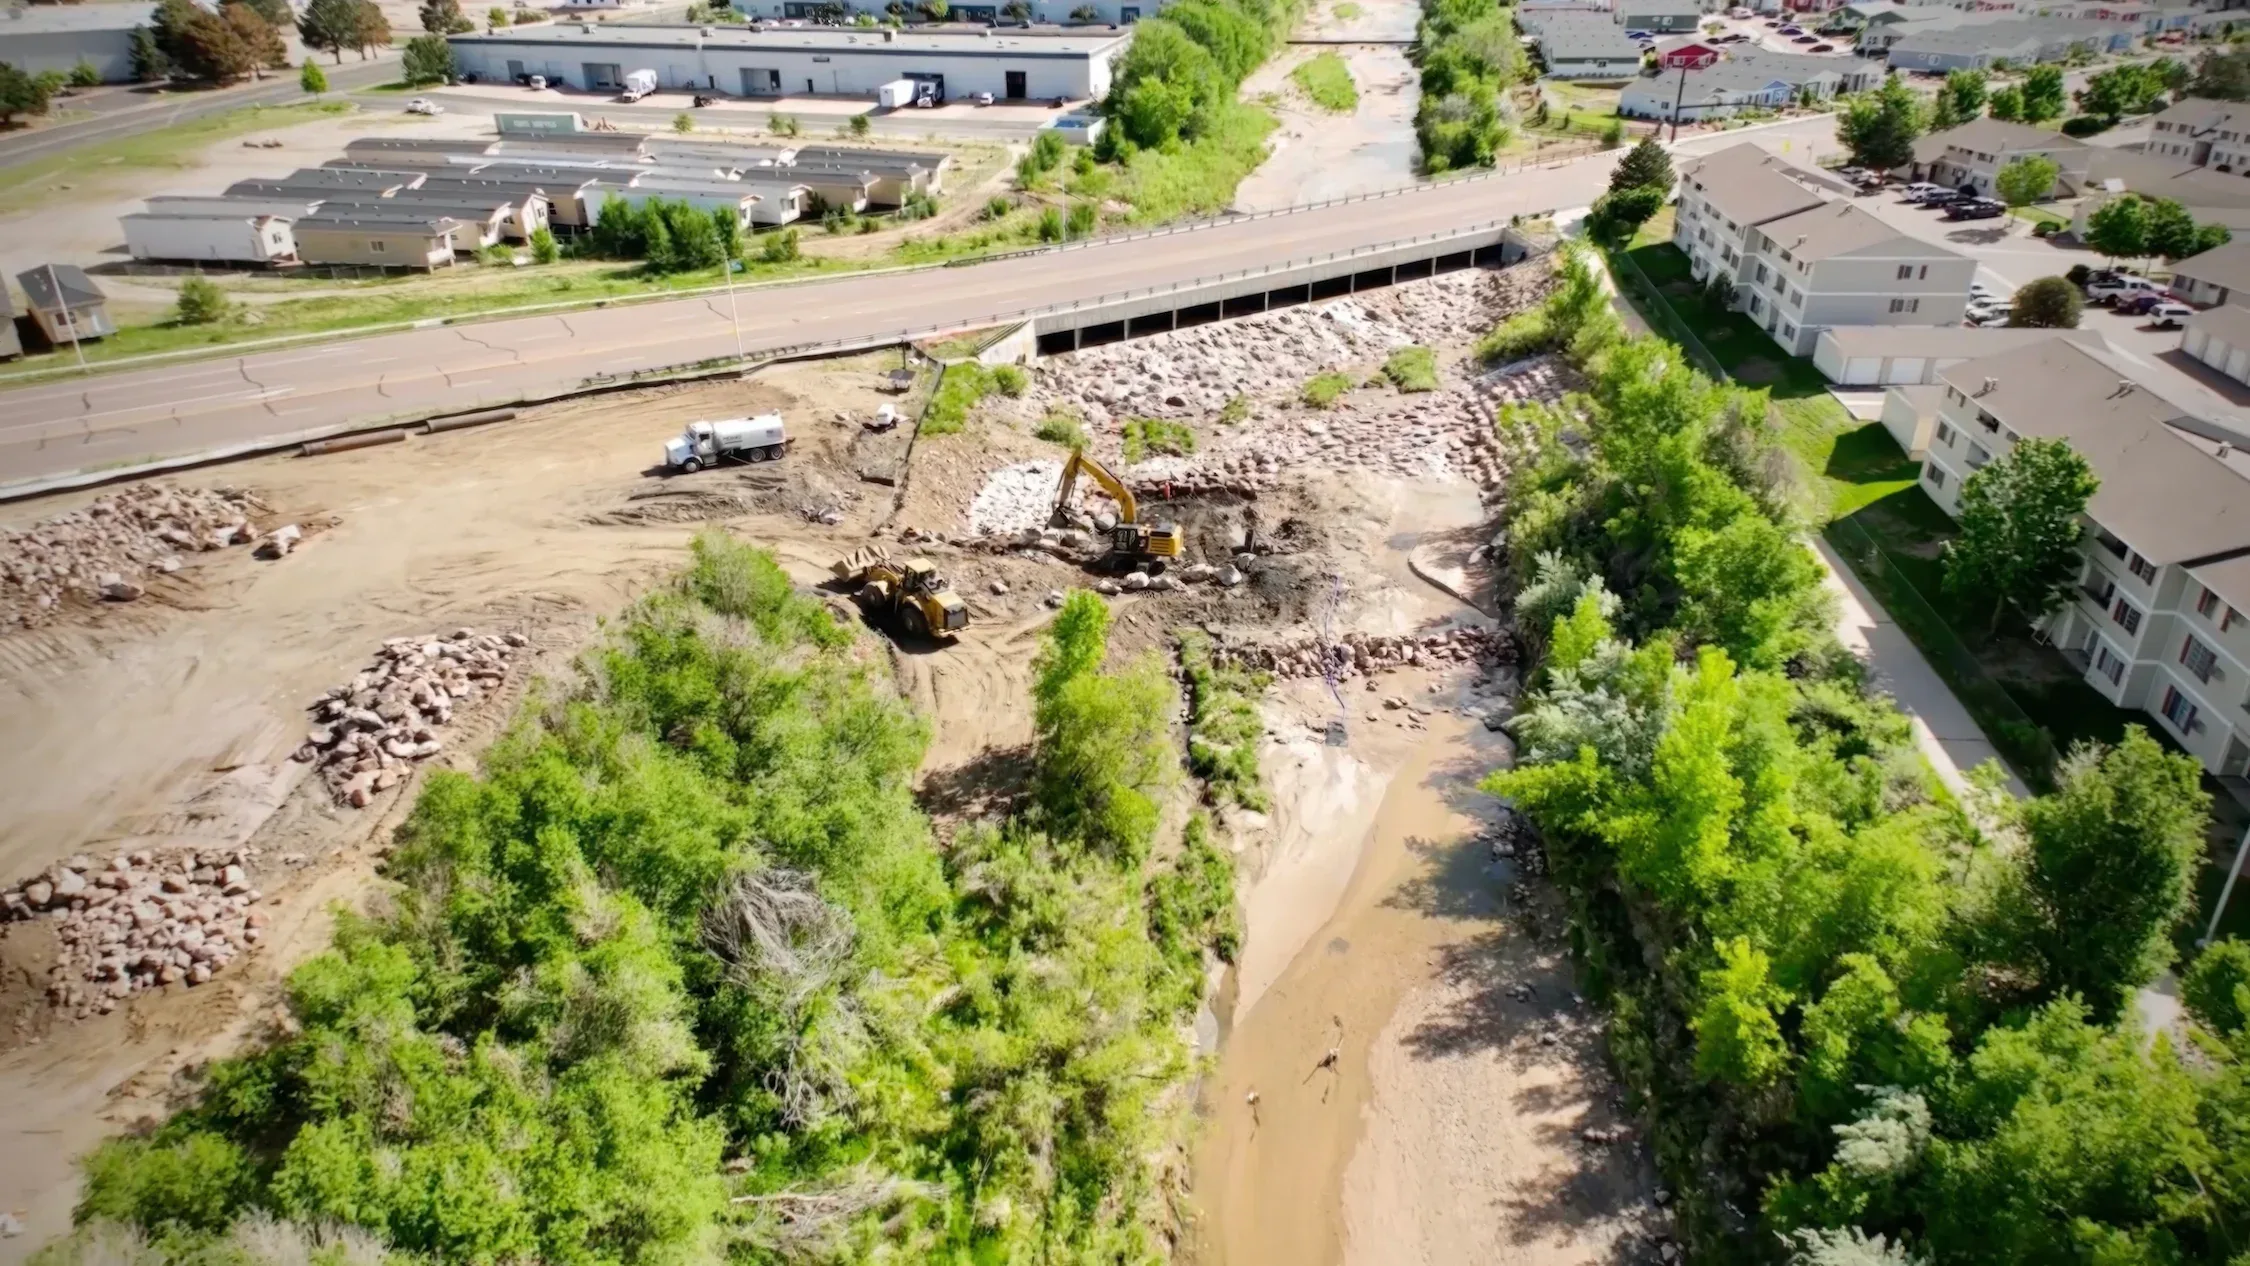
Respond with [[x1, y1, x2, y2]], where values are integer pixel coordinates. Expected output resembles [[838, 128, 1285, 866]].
[[966, 459, 1066, 537], [3, 847, 268, 1015], [294, 629, 527, 806], [0, 484, 268, 627], [1212, 627, 1513, 680]]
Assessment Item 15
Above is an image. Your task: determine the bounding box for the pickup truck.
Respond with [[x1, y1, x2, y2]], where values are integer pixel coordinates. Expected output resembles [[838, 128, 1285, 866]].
[[2087, 275, 2165, 306]]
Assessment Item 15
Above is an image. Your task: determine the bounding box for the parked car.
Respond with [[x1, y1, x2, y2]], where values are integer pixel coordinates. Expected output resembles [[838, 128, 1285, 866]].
[[1969, 310, 2013, 328], [1835, 165, 1870, 181], [1945, 198, 2005, 221], [1809, 42, 1834, 51], [1792, 33, 1819, 42], [1900, 181, 1948, 202], [528, 74, 547, 90], [973, 91, 994, 105], [1918, 189, 1968, 208], [1779, 23, 1804, 33], [1624, 27, 1653, 37], [2148, 300, 2195, 328], [1763, 16, 1783, 24], [406, 98, 443, 115], [1728, 5, 1754, 15]]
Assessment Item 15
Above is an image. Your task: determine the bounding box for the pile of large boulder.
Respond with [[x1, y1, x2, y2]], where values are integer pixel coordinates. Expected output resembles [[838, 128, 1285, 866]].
[[1212, 626, 1515, 680], [2, 847, 268, 1016], [0, 484, 269, 627], [294, 629, 526, 806]]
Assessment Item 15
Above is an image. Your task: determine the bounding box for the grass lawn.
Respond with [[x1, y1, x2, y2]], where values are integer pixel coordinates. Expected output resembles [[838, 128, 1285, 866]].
[[0, 101, 355, 217], [1608, 219, 2152, 791], [1291, 52, 1360, 114]]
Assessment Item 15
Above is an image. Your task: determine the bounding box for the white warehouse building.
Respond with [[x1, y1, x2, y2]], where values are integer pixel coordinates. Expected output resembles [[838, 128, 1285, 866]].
[[444, 24, 1131, 103]]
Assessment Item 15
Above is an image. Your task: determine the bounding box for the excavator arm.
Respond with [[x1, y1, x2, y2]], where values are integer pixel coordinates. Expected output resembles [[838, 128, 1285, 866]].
[[1052, 449, 1140, 525]]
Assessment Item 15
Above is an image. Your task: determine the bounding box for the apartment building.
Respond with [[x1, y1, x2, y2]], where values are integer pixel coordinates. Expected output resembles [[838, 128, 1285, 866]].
[[1912, 338, 2250, 775], [1910, 117, 2091, 196], [2148, 97, 2250, 173], [1674, 144, 1974, 356]]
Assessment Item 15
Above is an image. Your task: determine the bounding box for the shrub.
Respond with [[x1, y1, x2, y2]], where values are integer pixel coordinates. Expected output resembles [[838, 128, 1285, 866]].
[[758, 227, 800, 263], [2060, 113, 2114, 137], [1601, 117, 1626, 148], [1291, 50, 1358, 112], [528, 226, 559, 263], [983, 194, 1013, 220], [1300, 370, 1354, 408], [1178, 629, 1268, 810], [1035, 410, 1089, 447], [2184, 938, 2250, 1035], [1066, 200, 1097, 238], [1121, 417, 1198, 462], [2009, 275, 2081, 328], [1218, 394, 1250, 426], [1382, 344, 1439, 392], [172, 276, 228, 326], [922, 361, 995, 435], [298, 59, 326, 92], [849, 111, 869, 136], [672, 111, 693, 133], [992, 363, 1029, 396], [1037, 206, 1065, 242], [69, 58, 102, 88]]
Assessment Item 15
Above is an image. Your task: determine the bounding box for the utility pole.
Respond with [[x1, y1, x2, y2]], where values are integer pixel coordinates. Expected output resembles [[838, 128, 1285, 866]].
[[46, 262, 87, 374], [724, 227, 745, 366], [1667, 58, 1691, 143]]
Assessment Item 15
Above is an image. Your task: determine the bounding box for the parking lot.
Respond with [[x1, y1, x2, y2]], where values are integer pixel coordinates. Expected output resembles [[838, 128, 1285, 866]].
[[1698, 9, 1862, 57], [1817, 168, 2250, 421]]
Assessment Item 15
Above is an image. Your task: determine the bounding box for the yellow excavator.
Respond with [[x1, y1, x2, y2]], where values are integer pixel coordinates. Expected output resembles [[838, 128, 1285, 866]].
[[831, 546, 969, 640], [1050, 449, 1187, 573]]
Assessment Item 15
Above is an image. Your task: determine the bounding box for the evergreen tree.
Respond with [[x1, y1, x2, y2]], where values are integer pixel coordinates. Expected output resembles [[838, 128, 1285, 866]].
[[296, 0, 360, 62], [128, 26, 171, 81], [0, 62, 55, 126], [642, 204, 678, 272], [1609, 135, 1674, 195]]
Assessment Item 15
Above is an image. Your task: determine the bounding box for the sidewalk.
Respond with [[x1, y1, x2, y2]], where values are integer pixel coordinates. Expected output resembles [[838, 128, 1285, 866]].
[[1816, 537, 2031, 799]]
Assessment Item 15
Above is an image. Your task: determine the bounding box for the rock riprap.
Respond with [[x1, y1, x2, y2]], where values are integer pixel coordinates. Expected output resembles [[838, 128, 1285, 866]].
[[0, 484, 268, 627], [294, 629, 527, 806], [4, 848, 269, 1016]]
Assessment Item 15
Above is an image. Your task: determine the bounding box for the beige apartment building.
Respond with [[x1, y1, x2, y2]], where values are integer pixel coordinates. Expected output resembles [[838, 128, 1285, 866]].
[[1911, 338, 2250, 775], [1674, 144, 1975, 357]]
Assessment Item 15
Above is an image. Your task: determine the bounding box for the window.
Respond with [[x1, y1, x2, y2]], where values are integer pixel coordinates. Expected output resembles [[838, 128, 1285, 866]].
[[2128, 552, 2158, 583], [1924, 464, 1947, 488], [1897, 264, 1913, 279], [2095, 642, 2125, 685], [1967, 443, 1992, 469], [2228, 606, 2243, 633], [2114, 597, 2144, 635], [2183, 634, 2220, 683], [2096, 529, 2128, 560], [1936, 421, 1959, 447], [2199, 586, 2222, 619], [369, 240, 387, 253], [2161, 684, 2200, 731], [1918, 264, 1929, 279], [1888, 297, 1922, 313], [1781, 323, 1797, 344]]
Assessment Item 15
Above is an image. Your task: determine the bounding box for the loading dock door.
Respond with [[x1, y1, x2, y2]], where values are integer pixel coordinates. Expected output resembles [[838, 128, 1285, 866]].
[[1005, 69, 1026, 98], [740, 67, 780, 95], [905, 71, 945, 102], [584, 62, 622, 89]]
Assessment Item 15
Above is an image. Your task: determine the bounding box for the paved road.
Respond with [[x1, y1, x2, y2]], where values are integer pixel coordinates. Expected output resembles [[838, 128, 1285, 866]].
[[0, 59, 398, 172], [0, 116, 1835, 490]]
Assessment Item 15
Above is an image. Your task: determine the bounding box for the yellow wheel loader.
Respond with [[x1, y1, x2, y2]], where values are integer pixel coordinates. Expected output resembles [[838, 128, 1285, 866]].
[[1049, 449, 1187, 573], [831, 546, 969, 640]]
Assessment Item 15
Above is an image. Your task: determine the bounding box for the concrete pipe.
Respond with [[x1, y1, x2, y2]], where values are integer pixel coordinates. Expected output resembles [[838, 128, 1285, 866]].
[[300, 428, 409, 457], [423, 408, 519, 435]]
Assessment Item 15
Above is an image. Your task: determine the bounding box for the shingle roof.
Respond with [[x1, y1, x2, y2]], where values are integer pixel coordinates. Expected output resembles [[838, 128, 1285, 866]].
[[16, 265, 104, 313], [2152, 96, 2250, 135], [1921, 116, 2092, 158], [1758, 199, 1955, 262], [2083, 148, 2250, 208], [2173, 241, 2250, 296], [1680, 143, 1829, 226], [1525, 10, 1647, 60], [1819, 325, 2108, 360], [1935, 340, 2250, 563]]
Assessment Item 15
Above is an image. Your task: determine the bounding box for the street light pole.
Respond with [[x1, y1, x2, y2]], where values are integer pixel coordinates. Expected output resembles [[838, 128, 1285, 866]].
[[2203, 821, 2250, 947], [1668, 59, 1690, 143]]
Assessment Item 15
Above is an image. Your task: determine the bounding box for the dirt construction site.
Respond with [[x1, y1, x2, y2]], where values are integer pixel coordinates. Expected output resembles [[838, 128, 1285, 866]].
[[0, 256, 1669, 1264]]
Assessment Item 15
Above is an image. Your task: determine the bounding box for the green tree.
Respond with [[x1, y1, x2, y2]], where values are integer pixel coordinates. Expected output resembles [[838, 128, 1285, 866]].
[[299, 58, 327, 92], [229, 0, 293, 26], [2007, 275, 2081, 328], [1587, 183, 1665, 243], [1032, 591, 1175, 860], [1993, 153, 2058, 210], [1942, 435, 2098, 636], [0, 62, 55, 125], [173, 276, 229, 325], [1943, 66, 1988, 118], [220, 1, 288, 74], [2194, 221, 2233, 258], [297, 0, 362, 62], [642, 204, 677, 271], [129, 26, 171, 81], [1987, 83, 2024, 120], [399, 33, 454, 85], [708, 207, 741, 266], [350, 0, 391, 56], [2084, 192, 2150, 262], [528, 225, 559, 264], [2012, 730, 2210, 1020], [488, 4, 506, 28], [758, 226, 799, 263], [1695, 938, 1792, 1087], [1837, 76, 1922, 172], [2190, 44, 2250, 101], [68, 58, 102, 88], [2146, 195, 2198, 261], [1103, 20, 1222, 148], [1610, 134, 1673, 194], [2019, 63, 2065, 122], [2184, 938, 2250, 1036], [419, 0, 471, 32]]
